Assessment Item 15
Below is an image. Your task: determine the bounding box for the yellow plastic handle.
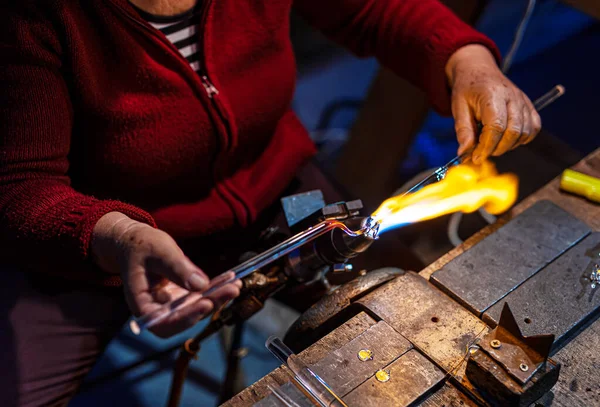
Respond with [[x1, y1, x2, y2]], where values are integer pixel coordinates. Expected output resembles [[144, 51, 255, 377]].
[[559, 169, 600, 203]]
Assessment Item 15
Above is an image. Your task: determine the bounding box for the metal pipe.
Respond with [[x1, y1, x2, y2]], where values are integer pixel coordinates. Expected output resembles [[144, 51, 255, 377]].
[[130, 218, 379, 334], [285, 216, 378, 281]]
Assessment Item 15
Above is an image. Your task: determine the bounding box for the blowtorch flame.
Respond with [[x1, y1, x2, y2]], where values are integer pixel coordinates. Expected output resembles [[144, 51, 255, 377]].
[[372, 160, 518, 234]]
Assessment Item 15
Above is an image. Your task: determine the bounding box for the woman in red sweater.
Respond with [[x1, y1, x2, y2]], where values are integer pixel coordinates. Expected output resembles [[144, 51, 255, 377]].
[[0, 0, 540, 405]]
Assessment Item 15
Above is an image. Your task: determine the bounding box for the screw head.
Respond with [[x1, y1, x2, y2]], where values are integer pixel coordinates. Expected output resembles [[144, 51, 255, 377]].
[[520, 363, 529, 372], [490, 339, 502, 349]]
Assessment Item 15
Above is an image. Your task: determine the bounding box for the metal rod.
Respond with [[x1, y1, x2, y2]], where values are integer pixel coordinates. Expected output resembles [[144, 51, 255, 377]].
[[266, 336, 347, 407], [533, 84, 565, 112], [268, 385, 302, 407], [130, 219, 376, 334], [218, 323, 246, 404], [401, 84, 565, 196]]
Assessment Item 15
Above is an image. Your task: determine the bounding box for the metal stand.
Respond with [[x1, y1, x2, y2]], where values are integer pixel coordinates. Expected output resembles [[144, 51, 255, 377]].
[[219, 323, 247, 404], [166, 318, 224, 407]]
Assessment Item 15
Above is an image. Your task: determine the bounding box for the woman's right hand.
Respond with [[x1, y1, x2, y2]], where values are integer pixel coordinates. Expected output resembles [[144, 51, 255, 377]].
[[91, 212, 241, 337]]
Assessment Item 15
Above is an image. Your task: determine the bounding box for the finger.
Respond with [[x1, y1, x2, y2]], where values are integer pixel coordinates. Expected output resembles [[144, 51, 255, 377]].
[[204, 283, 241, 309], [493, 100, 523, 156], [152, 282, 189, 304], [208, 271, 237, 288], [122, 263, 156, 316], [150, 298, 215, 338], [521, 96, 542, 145], [153, 254, 210, 292], [452, 96, 477, 155], [473, 98, 507, 164], [512, 102, 533, 150], [149, 282, 241, 338], [127, 280, 192, 318]]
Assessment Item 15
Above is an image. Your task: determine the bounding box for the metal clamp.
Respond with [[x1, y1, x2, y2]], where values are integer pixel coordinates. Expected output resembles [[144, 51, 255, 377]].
[[466, 303, 560, 406]]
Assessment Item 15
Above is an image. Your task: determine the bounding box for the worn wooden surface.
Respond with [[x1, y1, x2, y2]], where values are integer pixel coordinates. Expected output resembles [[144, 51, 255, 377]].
[[343, 350, 445, 407], [357, 272, 488, 380], [420, 149, 600, 280], [299, 312, 377, 366], [431, 200, 591, 316], [416, 383, 479, 407], [310, 321, 412, 397], [252, 382, 313, 407], [221, 312, 376, 407]]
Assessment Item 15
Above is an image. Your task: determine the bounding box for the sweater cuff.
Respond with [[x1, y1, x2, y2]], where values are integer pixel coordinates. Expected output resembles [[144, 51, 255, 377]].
[[63, 199, 157, 260], [425, 29, 502, 115]]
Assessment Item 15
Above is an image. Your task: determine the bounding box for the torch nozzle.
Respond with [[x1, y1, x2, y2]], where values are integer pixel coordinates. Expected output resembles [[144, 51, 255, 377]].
[[361, 216, 380, 240]]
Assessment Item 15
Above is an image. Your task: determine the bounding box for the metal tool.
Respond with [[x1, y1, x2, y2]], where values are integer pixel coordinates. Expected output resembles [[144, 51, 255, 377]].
[[402, 85, 565, 196], [130, 202, 379, 334]]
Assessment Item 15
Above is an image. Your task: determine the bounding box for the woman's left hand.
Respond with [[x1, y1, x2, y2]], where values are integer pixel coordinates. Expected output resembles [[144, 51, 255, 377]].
[[446, 44, 542, 164]]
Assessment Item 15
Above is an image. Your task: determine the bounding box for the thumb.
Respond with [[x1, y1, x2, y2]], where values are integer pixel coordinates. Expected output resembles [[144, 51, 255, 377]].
[[452, 97, 477, 155]]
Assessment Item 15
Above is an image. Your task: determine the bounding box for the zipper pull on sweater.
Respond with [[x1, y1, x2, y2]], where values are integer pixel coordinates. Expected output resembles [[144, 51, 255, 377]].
[[201, 75, 219, 98]]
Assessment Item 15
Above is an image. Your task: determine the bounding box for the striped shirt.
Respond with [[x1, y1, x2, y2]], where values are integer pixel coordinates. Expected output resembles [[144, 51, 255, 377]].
[[133, 4, 202, 73]]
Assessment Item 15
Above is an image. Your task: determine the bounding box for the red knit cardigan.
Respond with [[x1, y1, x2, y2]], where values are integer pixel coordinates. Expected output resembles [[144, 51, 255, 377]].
[[0, 0, 499, 283]]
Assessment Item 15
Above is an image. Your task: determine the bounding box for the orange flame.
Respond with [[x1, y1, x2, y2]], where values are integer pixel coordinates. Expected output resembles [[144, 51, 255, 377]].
[[372, 160, 518, 233]]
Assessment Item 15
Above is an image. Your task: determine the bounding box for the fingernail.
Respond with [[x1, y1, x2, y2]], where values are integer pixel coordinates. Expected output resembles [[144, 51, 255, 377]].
[[187, 273, 208, 291]]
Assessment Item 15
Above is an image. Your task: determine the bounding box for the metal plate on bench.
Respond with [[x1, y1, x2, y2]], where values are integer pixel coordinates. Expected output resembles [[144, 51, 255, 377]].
[[431, 200, 591, 316], [356, 272, 488, 380], [310, 321, 412, 397], [343, 350, 445, 407], [483, 232, 600, 352]]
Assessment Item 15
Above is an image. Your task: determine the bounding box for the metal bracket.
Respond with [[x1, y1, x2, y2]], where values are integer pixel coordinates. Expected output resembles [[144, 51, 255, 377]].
[[281, 190, 326, 228], [479, 303, 554, 384], [466, 303, 559, 406], [283, 193, 364, 234], [320, 200, 363, 220]]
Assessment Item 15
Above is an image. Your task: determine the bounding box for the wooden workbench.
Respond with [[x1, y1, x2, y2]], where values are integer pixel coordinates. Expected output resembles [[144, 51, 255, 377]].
[[224, 148, 600, 407]]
